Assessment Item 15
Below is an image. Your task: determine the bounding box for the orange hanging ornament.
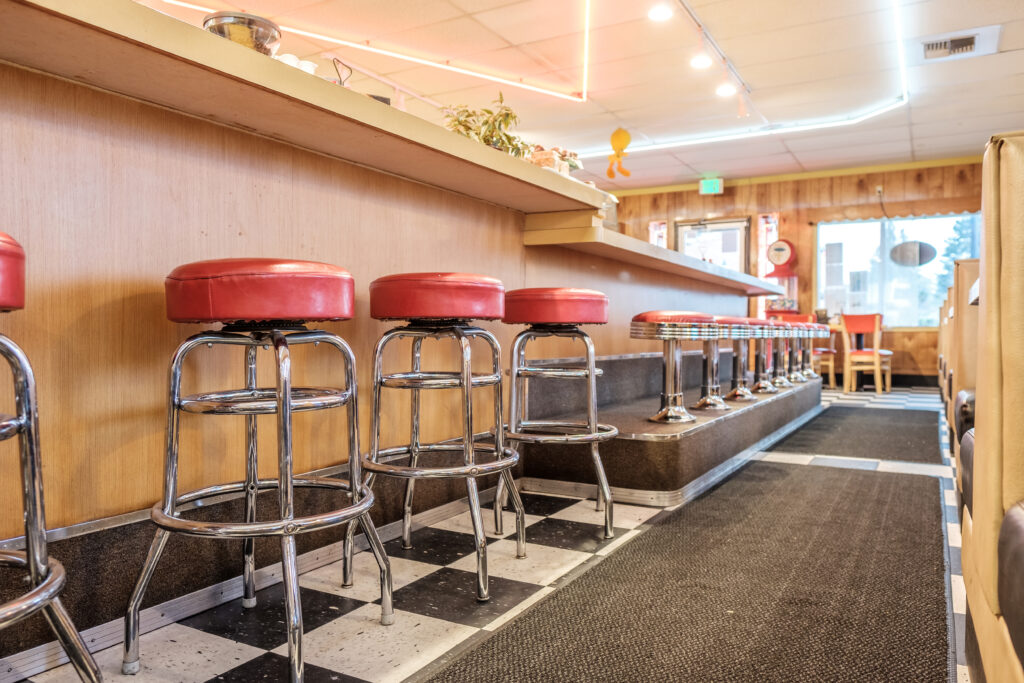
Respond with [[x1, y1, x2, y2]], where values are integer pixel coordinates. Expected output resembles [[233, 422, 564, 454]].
[[607, 128, 632, 179]]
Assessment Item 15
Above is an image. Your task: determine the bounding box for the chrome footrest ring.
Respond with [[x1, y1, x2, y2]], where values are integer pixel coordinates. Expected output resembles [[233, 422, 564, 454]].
[[151, 480, 373, 538], [362, 446, 519, 479], [0, 552, 66, 629], [506, 421, 618, 444], [179, 387, 351, 415]]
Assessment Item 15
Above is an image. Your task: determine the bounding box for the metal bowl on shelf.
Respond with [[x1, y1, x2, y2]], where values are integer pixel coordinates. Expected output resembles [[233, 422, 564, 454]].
[[202, 12, 281, 56]]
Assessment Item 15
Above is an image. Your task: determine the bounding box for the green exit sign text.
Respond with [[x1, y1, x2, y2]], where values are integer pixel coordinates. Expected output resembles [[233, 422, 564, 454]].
[[699, 178, 724, 195]]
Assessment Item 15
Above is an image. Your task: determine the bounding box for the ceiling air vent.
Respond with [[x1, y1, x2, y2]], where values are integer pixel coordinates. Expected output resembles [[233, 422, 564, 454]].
[[924, 36, 976, 60], [910, 25, 1001, 64]]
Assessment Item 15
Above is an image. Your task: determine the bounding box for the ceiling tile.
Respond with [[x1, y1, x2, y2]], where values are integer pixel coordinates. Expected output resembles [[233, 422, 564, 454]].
[[472, 0, 585, 45], [672, 138, 791, 164], [783, 122, 911, 152], [911, 111, 1024, 139], [911, 132, 991, 158], [373, 16, 510, 59], [695, 0, 893, 42], [909, 93, 1024, 125], [902, 0, 1024, 39], [793, 139, 913, 166], [283, 0, 464, 42]]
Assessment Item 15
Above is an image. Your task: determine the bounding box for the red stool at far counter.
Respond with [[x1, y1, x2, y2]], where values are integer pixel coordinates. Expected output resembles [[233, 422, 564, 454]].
[[630, 311, 717, 423], [497, 288, 619, 538], [123, 258, 393, 683], [350, 273, 526, 603], [0, 234, 101, 683]]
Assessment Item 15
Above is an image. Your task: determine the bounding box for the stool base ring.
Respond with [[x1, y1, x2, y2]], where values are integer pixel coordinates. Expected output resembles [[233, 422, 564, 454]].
[[725, 386, 758, 402], [507, 421, 618, 445], [691, 395, 730, 411], [648, 405, 697, 423], [0, 552, 65, 629], [363, 445, 519, 479], [151, 479, 374, 538]]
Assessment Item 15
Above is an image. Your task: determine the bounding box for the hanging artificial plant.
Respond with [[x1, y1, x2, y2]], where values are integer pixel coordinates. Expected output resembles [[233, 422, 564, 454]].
[[443, 92, 532, 159]]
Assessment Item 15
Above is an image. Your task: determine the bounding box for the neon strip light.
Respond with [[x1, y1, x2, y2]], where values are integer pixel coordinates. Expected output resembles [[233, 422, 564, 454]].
[[578, 0, 909, 158], [161, 0, 590, 102]]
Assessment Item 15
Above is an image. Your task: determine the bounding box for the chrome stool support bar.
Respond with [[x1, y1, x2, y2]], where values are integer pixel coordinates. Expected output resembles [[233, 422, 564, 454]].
[[751, 333, 778, 394], [123, 330, 393, 683], [692, 337, 729, 410], [771, 328, 795, 388], [724, 325, 757, 402], [630, 320, 716, 423], [343, 323, 526, 602], [787, 328, 808, 384], [0, 336, 101, 682], [802, 327, 822, 379], [494, 325, 618, 538]]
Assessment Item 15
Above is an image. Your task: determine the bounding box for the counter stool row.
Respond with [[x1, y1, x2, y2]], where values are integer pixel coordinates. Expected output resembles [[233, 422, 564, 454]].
[[630, 311, 828, 424]]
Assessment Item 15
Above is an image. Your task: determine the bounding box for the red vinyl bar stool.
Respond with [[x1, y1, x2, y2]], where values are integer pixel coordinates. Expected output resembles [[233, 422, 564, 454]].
[[630, 311, 717, 423], [350, 273, 526, 602], [769, 320, 795, 388], [0, 235, 101, 682], [718, 316, 757, 402], [496, 288, 619, 538], [786, 323, 809, 384], [123, 259, 393, 683], [750, 318, 778, 394]]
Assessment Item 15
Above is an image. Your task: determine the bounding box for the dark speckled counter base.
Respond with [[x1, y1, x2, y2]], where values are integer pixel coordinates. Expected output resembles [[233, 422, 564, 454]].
[[522, 379, 821, 498]]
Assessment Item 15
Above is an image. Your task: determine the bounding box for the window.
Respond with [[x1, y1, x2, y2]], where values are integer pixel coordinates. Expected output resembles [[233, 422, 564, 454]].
[[816, 213, 981, 327], [674, 218, 749, 272]]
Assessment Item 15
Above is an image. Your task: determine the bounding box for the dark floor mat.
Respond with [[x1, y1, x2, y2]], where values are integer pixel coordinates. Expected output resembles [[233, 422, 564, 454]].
[[768, 406, 941, 463], [427, 462, 948, 683]]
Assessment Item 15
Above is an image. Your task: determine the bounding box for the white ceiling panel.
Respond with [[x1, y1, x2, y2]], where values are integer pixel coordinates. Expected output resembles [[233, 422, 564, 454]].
[[131, 0, 1021, 190]]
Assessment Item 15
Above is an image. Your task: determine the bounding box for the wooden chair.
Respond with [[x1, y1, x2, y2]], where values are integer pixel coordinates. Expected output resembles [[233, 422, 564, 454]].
[[840, 313, 892, 393], [768, 313, 836, 389]]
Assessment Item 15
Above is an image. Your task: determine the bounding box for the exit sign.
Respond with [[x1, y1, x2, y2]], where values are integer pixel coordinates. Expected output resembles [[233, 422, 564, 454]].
[[699, 178, 724, 195]]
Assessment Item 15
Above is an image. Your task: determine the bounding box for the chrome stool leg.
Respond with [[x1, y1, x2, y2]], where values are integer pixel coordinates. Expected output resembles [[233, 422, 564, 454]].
[[751, 337, 778, 394], [772, 332, 795, 388], [401, 337, 424, 549], [242, 345, 258, 609], [0, 337, 102, 683], [801, 331, 820, 379], [725, 338, 757, 401], [651, 339, 696, 422], [124, 329, 392, 682], [787, 331, 808, 383], [692, 338, 729, 410]]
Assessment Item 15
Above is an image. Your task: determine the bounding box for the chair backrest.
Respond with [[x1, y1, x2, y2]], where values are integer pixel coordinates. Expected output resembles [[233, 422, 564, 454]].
[[840, 313, 882, 354]]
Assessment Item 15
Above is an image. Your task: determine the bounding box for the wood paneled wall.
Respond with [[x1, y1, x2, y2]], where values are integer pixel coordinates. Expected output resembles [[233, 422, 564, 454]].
[[0, 64, 746, 537], [617, 163, 983, 376]]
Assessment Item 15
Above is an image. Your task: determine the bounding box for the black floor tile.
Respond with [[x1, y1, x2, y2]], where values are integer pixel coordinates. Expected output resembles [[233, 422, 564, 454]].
[[496, 492, 579, 517], [181, 583, 366, 650], [206, 652, 368, 682], [523, 517, 626, 553], [384, 526, 496, 566], [392, 567, 542, 628]]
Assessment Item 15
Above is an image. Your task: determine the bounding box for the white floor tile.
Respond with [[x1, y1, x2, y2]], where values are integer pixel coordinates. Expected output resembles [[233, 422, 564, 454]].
[[482, 586, 554, 631], [32, 623, 264, 683], [951, 574, 967, 614], [958, 664, 971, 682], [448, 538, 590, 586], [945, 489, 959, 507], [283, 604, 476, 683], [548, 499, 660, 530], [948, 522, 963, 548], [300, 553, 439, 603], [758, 452, 816, 465], [876, 461, 954, 478], [430, 508, 544, 539]]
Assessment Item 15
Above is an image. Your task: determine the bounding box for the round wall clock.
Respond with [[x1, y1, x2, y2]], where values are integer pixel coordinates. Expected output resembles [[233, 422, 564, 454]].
[[767, 239, 796, 267]]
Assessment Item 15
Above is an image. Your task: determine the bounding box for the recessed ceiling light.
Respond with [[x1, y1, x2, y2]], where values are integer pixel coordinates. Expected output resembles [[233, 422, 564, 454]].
[[716, 82, 737, 97], [648, 4, 673, 22], [690, 53, 712, 69]]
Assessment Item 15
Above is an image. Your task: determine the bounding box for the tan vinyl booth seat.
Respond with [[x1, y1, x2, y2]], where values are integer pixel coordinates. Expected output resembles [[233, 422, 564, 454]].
[[964, 130, 1024, 683]]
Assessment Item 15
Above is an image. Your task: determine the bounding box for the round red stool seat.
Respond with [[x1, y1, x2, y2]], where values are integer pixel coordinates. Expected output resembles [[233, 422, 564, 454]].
[[369, 272, 504, 321], [630, 311, 716, 341], [503, 288, 607, 325], [632, 310, 714, 324], [165, 258, 354, 323], [0, 233, 25, 312]]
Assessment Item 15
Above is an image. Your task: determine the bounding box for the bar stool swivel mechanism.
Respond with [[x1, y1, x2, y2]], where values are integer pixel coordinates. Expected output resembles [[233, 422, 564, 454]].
[[123, 259, 393, 683]]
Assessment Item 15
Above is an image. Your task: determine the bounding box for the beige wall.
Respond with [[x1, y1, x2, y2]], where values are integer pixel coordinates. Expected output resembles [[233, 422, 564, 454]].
[[0, 63, 745, 537]]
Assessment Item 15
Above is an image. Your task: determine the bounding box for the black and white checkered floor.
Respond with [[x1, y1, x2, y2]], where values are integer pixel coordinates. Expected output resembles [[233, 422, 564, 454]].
[[30, 386, 963, 683]]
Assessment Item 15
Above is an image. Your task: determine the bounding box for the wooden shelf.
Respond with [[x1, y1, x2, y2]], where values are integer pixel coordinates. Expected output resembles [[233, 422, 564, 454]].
[[524, 226, 785, 297], [969, 278, 980, 306], [0, 0, 607, 214]]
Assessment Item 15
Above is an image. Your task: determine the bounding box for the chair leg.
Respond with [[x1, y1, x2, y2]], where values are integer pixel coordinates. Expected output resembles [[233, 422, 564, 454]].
[[591, 442, 614, 539], [280, 536, 303, 683], [874, 360, 882, 395], [828, 360, 836, 389]]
